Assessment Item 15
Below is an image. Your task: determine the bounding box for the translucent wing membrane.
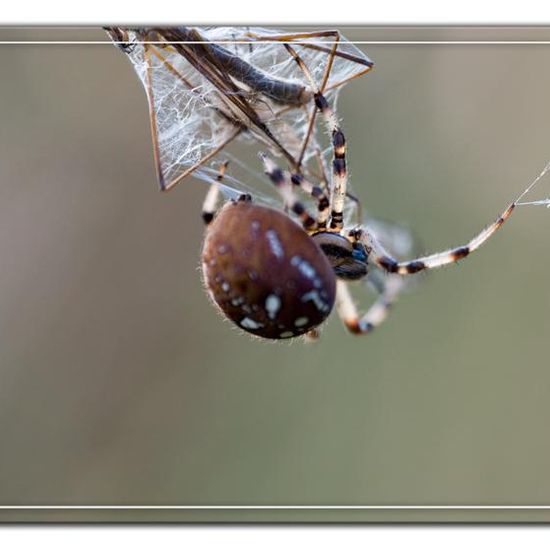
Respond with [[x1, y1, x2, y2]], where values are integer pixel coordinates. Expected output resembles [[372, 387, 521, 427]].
[[366, 218, 417, 259], [106, 26, 373, 194], [362, 217, 421, 295]]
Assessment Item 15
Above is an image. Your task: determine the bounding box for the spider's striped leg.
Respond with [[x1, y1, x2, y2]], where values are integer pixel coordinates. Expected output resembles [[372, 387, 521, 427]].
[[312, 148, 365, 225], [202, 161, 229, 225], [353, 151, 550, 274], [284, 45, 349, 232], [290, 173, 330, 229], [335, 277, 405, 335], [260, 154, 318, 232], [355, 202, 517, 275], [314, 93, 348, 231]]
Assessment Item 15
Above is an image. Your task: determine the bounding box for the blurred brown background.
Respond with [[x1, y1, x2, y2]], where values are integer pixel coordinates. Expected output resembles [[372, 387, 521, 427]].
[[0, 27, 550, 521]]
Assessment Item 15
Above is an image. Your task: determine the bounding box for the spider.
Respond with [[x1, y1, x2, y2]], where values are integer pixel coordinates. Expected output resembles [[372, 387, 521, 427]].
[[107, 27, 547, 340], [201, 51, 545, 340]]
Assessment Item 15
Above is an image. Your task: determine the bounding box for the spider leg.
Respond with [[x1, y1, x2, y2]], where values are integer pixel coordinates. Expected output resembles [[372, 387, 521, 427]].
[[335, 277, 405, 335], [358, 200, 517, 275], [314, 93, 348, 232], [289, 173, 330, 229], [352, 199, 516, 274], [296, 32, 341, 169], [352, 153, 550, 276], [284, 45, 349, 232], [260, 154, 318, 232], [202, 161, 229, 225]]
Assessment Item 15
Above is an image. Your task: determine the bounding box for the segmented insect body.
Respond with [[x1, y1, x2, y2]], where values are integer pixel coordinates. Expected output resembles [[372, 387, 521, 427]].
[[106, 26, 373, 192]]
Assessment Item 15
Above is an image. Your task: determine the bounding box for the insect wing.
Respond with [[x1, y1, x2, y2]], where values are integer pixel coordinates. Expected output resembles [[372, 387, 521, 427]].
[[109, 27, 373, 192], [367, 217, 418, 259]]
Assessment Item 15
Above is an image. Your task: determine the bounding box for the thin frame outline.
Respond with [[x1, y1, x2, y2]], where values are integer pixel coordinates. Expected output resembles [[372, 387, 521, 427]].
[[0, 34, 548, 513]]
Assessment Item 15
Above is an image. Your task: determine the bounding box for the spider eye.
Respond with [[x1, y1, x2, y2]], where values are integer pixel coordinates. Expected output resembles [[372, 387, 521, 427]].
[[201, 202, 336, 339]]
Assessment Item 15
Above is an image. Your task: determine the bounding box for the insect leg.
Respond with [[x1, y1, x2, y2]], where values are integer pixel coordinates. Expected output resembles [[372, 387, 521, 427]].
[[242, 30, 374, 73], [142, 44, 246, 192], [143, 43, 167, 191]]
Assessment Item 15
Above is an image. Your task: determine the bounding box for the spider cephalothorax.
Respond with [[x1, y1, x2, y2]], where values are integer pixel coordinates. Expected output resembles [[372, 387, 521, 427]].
[[311, 231, 369, 281]]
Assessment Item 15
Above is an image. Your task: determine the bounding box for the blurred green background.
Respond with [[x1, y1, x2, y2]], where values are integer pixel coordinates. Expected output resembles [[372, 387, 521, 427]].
[[0, 27, 550, 522]]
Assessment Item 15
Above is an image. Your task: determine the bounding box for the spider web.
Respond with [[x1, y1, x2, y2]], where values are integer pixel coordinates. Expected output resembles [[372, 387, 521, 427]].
[[109, 26, 373, 195]]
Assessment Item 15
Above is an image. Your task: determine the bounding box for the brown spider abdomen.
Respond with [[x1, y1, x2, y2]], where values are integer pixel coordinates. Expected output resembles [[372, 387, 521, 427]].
[[201, 201, 336, 339]]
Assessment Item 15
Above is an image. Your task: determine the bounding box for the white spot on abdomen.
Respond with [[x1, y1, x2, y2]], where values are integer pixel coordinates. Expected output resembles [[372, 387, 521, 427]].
[[240, 317, 264, 330], [301, 290, 330, 313], [265, 230, 284, 259], [290, 255, 318, 281], [294, 316, 309, 327], [265, 294, 282, 320]]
